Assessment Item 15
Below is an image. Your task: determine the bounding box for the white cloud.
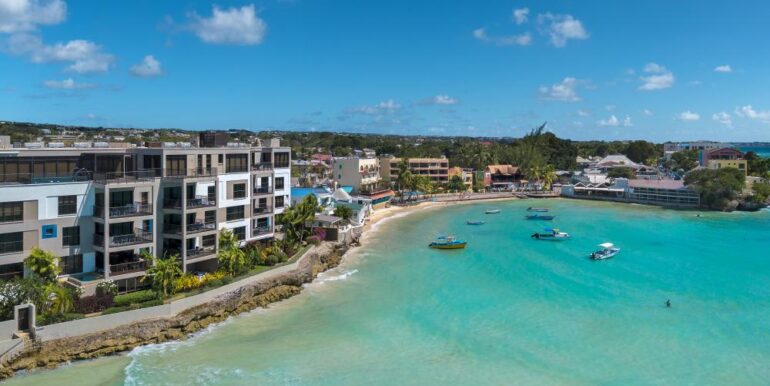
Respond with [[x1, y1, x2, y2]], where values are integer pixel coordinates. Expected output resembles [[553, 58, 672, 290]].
[[419, 94, 458, 105], [712, 112, 732, 126], [597, 114, 633, 127], [43, 77, 94, 89], [735, 105, 770, 123], [577, 109, 590, 116], [537, 13, 588, 47], [643, 109, 654, 116], [513, 8, 529, 24], [714, 65, 732, 73], [676, 110, 700, 121], [346, 100, 402, 115], [538, 77, 581, 102], [0, 0, 66, 33], [5, 33, 114, 73], [189, 5, 267, 45], [473, 28, 531, 46], [639, 62, 674, 91], [130, 55, 162, 77]]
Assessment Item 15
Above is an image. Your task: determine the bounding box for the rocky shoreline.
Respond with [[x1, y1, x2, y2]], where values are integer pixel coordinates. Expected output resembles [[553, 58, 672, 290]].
[[0, 243, 345, 380]]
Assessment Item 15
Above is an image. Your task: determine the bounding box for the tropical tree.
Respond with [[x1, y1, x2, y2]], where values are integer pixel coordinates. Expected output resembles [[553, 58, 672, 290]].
[[278, 195, 320, 247], [24, 247, 60, 284], [525, 164, 543, 189], [396, 158, 413, 199], [448, 175, 465, 192], [541, 164, 557, 190], [218, 229, 247, 276], [44, 284, 74, 315], [144, 251, 183, 297], [333, 205, 353, 222], [684, 168, 745, 210], [607, 166, 636, 179]]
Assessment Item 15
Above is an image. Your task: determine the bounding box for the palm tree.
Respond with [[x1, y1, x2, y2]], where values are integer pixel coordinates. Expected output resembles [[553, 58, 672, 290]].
[[333, 205, 353, 222], [526, 164, 542, 190], [144, 251, 183, 297], [24, 247, 60, 284], [396, 158, 413, 201], [218, 229, 247, 276], [45, 284, 74, 315], [541, 164, 557, 190]]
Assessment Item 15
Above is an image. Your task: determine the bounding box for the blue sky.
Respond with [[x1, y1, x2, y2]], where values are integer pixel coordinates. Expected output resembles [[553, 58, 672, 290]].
[[1, 0, 770, 141]]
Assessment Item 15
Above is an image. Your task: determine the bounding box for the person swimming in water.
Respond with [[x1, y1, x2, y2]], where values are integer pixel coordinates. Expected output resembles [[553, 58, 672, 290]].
[[666, 299, 672, 308]]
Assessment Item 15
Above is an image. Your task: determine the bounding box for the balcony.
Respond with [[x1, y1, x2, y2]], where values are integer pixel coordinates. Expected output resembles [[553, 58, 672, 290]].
[[253, 206, 273, 216], [187, 221, 216, 234], [186, 245, 217, 260], [187, 196, 216, 209], [251, 163, 273, 172], [93, 170, 160, 185], [0, 172, 92, 186], [94, 228, 153, 248], [109, 260, 148, 276], [253, 186, 273, 195], [94, 202, 153, 218], [252, 226, 273, 237], [164, 167, 218, 179]]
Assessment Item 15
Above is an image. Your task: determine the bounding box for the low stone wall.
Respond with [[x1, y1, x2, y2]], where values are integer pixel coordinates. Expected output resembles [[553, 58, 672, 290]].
[[0, 242, 345, 379]]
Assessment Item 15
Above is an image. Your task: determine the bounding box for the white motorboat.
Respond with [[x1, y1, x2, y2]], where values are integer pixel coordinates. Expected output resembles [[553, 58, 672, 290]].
[[531, 228, 570, 241], [485, 209, 501, 214], [590, 242, 620, 260]]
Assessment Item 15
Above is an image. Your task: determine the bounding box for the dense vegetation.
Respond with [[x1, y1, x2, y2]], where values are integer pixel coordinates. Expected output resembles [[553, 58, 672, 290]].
[[684, 168, 746, 210]]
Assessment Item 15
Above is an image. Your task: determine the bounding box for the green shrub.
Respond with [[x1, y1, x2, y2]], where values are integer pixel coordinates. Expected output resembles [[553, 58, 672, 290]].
[[37, 312, 84, 326], [131, 299, 164, 309], [204, 279, 223, 288], [113, 290, 158, 307], [102, 306, 129, 315]]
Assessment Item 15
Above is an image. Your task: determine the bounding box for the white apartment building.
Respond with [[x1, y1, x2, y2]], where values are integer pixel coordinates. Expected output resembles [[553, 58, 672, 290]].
[[0, 135, 291, 294], [331, 157, 382, 193]]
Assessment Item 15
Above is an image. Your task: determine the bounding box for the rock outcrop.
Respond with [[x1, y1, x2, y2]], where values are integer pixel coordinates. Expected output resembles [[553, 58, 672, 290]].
[[1, 244, 346, 379]]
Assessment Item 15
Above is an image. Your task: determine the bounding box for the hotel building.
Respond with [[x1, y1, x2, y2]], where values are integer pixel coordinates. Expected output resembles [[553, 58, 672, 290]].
[[0, 135, 290, 294], [379, 156, 449, 184]]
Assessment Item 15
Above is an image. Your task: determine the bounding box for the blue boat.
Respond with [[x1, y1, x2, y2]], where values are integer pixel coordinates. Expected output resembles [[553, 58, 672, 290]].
[[527, 207, 549, 212], [466, 220, 485, 225], [526, 214, 555, 220]]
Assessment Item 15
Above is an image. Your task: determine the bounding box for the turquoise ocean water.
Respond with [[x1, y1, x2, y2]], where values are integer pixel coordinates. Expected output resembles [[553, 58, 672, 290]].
[[739, 146, 770, 158], [8, 199, 770, 385]]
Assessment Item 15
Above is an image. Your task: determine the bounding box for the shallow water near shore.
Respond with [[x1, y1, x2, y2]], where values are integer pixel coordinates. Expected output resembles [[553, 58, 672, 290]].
[[8, 199, 770, 385]]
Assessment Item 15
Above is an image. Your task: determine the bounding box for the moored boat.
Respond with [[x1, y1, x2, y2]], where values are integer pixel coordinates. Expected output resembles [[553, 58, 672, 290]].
[[590, 242, 620, 260], [466, 220, 485, 225], [429, 235, 467, 249], [527, 207, 549, 212], [485, 209, 501, 214], [531, 228, 570, 240], [525, 214, 555, 220]]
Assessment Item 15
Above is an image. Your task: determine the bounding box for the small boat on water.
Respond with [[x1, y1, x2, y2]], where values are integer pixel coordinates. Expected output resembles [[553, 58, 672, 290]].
[[466, 220, 485, 225], [590, 242, 620, 260], [531, 228, 570, 240], [527, 207, 549, 212], [525, 214, 555, 220], [485, 209, 501, 214], [429, 235, 467, 250]]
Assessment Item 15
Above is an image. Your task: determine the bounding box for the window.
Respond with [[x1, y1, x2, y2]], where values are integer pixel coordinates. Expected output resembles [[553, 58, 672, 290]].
[[274, 152, 290, 168], [233, 183, 246, 199], [63, 226, 80, 246], [166, 155, 187, 177], [0, 202, 23, 223], [226, 206, 245, 221], [205, 210, 216, 224], [226, 154, 248, 173], [218, 154, 224, 164], [202, 234, 216, 247], [0, 263, 23, 280], [233, 226, 246, 241], [274, 177, 284, 190], [59, 254, 83, 275], [275, 196, 285, 208], [58, 195, 77, 215], [141, 192, 149, 204], [0, 232, 23, 254]]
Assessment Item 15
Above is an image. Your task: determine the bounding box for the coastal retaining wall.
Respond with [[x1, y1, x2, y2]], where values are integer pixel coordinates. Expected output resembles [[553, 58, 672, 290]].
[[0, 242, 345, 379]]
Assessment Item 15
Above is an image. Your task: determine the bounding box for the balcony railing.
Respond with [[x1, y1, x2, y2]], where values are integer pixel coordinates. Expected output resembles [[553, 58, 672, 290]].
[[253, 206, 273, 215], [94, 202, 153, 218], [109, 260, 148, 275], [253, 186, 273, 195], [0, 240, 23, 255], [94, 228, 153, 248], [0, 172, 93, 186], [187, 221, 216, 234], [186, 196, 216, 209], [0, 271, 23, 280], [164, 167, 218, 179], [186, 245, 217, 259], [252, 226, 273, 237], [93, 169, 161, 184], [251, 163, 273, 171]]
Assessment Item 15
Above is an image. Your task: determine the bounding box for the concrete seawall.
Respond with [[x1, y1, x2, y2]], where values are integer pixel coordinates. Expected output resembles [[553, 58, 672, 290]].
[[0, 242, 344, 379]]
